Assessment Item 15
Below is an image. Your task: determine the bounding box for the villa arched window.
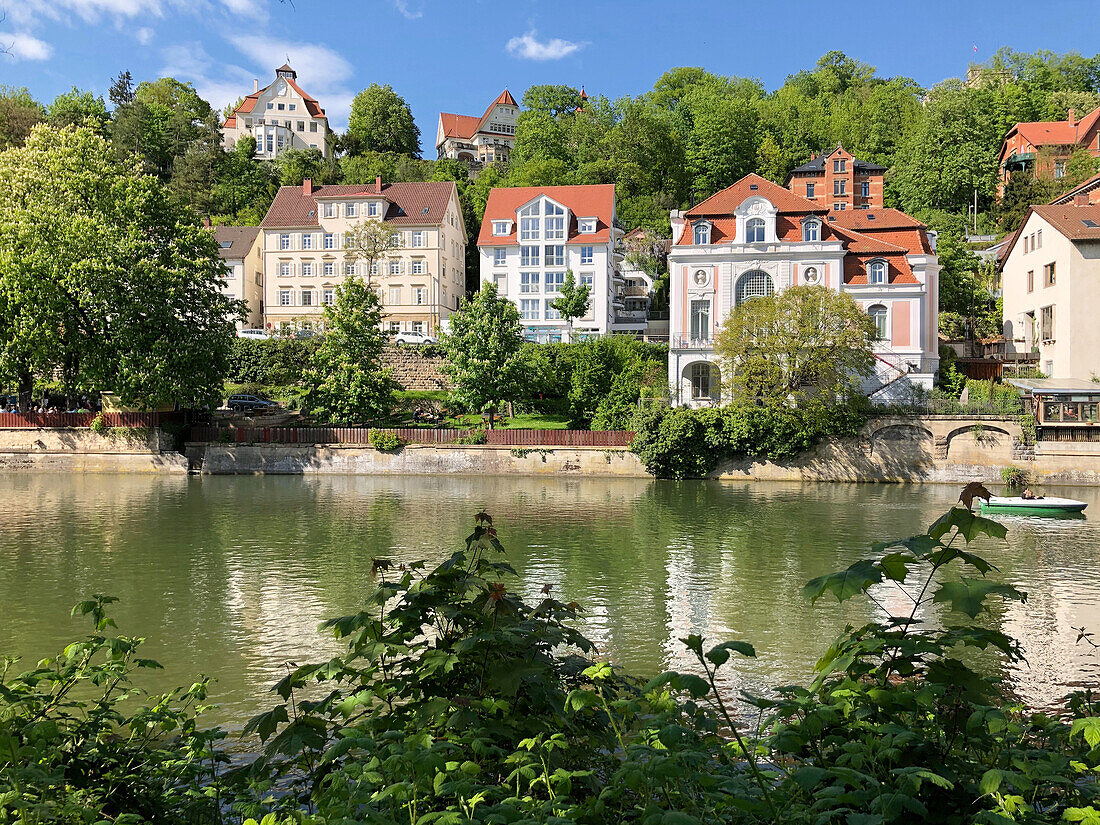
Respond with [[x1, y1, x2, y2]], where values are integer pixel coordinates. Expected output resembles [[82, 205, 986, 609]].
[[735, 270, 774, 306], [868, 259, 888, 285], [869, 304, 888, 340], [745, 217, 766, 243], [802, 219, 820, 242], [693, 222, 710, 245]]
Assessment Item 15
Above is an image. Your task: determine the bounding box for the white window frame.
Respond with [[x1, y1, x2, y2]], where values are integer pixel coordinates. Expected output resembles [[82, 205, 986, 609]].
[[280, 233, 291, 250], [411, 231, 426, 248], [492, 221, 510, 236], [323, 261, 335, 277], [322, 288, 335, 305], [868, 260, 888, 285], [520, 246, 540, 268], [389, 260, 403, 276], [414, 287, 427, 305], [493, 248, 507, 267], [545, 245, 565, 267], [279, 262, 293, 278], [745, 218, 766, 244], [869, 303, 888, 340], [693, 222, 710, 245], [411, 260, 425, 275], [323, 233, 335, 249], [580, 245, 594, 265], [520, 272, 540, 294], [279, 289, 293, 306], [345, 202, 358, 218], [520, 299, 540, 320]]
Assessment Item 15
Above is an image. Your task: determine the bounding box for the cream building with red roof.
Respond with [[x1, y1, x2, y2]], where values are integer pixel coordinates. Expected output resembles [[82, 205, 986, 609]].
[[478, 184, 633, 342], [668, 174, 940, 406], [436, 90, 519, 164], [221, 64, 332, 159]]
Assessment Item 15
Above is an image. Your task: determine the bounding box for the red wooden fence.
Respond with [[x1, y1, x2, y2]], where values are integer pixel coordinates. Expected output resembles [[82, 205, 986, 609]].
[[0, 411, 174, 428], [189, 426, 634, 448]]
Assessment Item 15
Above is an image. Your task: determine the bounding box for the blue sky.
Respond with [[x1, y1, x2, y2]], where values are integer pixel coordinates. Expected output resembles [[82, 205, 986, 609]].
[[2, 0, 1097, 151]]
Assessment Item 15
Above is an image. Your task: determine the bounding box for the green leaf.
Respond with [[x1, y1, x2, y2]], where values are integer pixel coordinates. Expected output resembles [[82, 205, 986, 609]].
[[878, 552, 914, 582], [1065, 808, 1100, 825], [1071, 718, 1100, 749], [804, 560, 883, 604], [705, 640, 756, 665], [791, 765, 829, 791], [980, 768, 1004, 795], [932, 578, 1027, 618], [242, 706, 288, 743], [929, 508, 1007, 543]]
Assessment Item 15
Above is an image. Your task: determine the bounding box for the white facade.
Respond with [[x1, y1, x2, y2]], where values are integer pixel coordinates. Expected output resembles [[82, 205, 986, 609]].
[[437, 90, 519, 164], [221, 65, 331, 159]]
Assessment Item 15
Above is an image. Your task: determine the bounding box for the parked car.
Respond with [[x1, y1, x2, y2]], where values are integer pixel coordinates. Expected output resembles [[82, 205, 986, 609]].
[[393, 330, 437, 345], [225, 394, 278, 413], [294, 329, 320, 339], [237, 328, 270, 340]]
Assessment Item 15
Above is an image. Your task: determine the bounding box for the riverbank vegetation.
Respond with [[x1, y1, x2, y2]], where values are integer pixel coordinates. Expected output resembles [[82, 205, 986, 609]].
[[4, 489, 1100, 823]]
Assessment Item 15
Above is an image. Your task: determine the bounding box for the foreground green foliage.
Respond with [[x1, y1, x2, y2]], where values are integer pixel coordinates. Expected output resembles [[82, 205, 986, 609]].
[[630, 401, 868, 479], [6, 491, 1100, 824]]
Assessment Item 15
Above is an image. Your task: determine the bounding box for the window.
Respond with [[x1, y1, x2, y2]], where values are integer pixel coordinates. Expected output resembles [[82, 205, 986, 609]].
[[802, 220, 820, 242], [545, 300, 561, 320], [1055, 161, 1066, 179], [389, 261, 403, 276], [389, 322, 401, 333], [414, 287, 427, 305], [544, 202, 565, 239], [301, 262, 313, 277], [310, 122, 318, 133], [370, 262, 378, 276], [344, 262, 356, 276], [1027, 270, 1034, 292], [1044, 262, 1056, 286], [580, 272, 594, 288], [390, 232, 402, 248], [323, 233, 335, 249], [492, 221, 510, 236], [301, 290, 313, 306], [277, 103, 284, 111], [579, 218, 596, 234], [520, 246, 540, 267], [323, 288, 335, 305], [520, 299, 540, 320], [1037, 228, 1042, 248], [412, 321, 424, 334], [806, 183, 815, 198], [411, 260, 425, 275], [693, 222, 710, 245], [869, 304, 888, 340], [860, 181, 870, 198], [323, 202, 336, 218], [745, 218, 765, 243], [545, 271, 565, 293], [580, 245, 593, 264], [690, 362, 715, 400], [833, 158, 846, 173], [301, 234, 312, 250], [868, 260, 888, 285], [345, 202, 358, 217], [1024, 236, 1030, 254], [834, 179, 846, 196], [266, 136, 274, 153], [279, 262, 292, 278], [412, 231, 426, 248], [367, 202, 379, 217], [279, 289, 292, 306], [519, 202, 539, 240], [323, 262, 334, 277], [520, 272, 540, 293], [735, 270, 774, 306], [545, 245, 565, 267], [389, 287, 401, 305], [280, 233, 291, 250], [833, 202, 847, 211], [690, 299, 710, 341], [267, 103, 273, 110], [493, 248, 507, 267], [297, 121, 305, 131], [1040, 305, 1055, 341]]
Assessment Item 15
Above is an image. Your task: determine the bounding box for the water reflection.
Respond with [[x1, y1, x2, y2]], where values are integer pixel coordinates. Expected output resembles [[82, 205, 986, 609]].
[[1, 474, 1098, 725]]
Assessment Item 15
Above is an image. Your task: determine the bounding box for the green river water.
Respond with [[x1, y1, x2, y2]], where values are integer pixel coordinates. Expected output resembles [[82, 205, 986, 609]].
[[2, 474, 1099, 729]]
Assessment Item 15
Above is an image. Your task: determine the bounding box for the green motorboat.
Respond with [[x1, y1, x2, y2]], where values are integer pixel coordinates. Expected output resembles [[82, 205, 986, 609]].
[[979, 495, 1088, 516]]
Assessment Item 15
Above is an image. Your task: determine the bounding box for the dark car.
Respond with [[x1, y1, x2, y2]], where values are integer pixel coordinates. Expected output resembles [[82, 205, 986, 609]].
[[226, 394, 278, 413]]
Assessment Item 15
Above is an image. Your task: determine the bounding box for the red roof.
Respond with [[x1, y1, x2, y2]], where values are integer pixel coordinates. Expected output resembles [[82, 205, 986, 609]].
[[261, 182, 458, 229], [999, 105, 1100, 160], [438, 89, 517, 142], [685, 174, 823, 217], [222, 74, 327, 129], [478, 184, 615, 246]]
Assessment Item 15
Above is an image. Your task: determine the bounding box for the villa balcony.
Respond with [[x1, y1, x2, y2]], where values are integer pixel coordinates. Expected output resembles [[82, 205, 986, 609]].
[[620, 284, 649, 298], [671, 336, 714, 350]]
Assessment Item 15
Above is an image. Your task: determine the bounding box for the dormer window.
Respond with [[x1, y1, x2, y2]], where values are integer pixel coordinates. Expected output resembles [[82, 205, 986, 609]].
[[492, 220, 511, 236], [692, 222, 711, 245], [578, 217, 597, 234], [745, 218, 765, 244], [868, 259, 888, 285], [802, 218, 821, 242]]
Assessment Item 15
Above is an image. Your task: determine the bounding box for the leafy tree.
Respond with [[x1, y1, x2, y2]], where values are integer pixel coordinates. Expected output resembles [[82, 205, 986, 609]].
[[0, 124, 240, 408], [274, 146, 327, 187], [210, 136, 278, 225], [303, 274, 397, 423], [47, 87, 109, 133], [715, 285, 876, 404], [0, 86, 45, 149], [108, 70, 135, 107], [343, 219, 400, 286], [550, 271, 590, 341], [522, 84, 583, 117], [440, 283, 525, 425], [347, 83, 420, 157]]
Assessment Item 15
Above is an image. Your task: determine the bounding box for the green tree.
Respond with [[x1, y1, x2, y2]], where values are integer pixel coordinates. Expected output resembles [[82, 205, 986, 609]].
[[303, 275, 397, 423], [343, 219, 400, 286], [440, 283, 525, 426], [0, 124, 240, 407], [521, 84, 583, 117], [47, 87, 109, 133], [550, 271, 590, 341], [274, 146, 328, 187], [715, 285, 876, 404], [210, 136, 278, 225], [0, 86, 45, 149], [347, 83, 420, 157]]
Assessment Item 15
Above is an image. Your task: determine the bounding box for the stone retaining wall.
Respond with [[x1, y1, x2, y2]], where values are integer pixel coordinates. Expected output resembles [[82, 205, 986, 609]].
[[382, 346, 449, 392], [0, 427, 187, 473]]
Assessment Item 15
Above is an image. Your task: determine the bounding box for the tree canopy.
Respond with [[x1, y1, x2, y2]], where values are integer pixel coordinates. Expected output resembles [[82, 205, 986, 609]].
[[347, 83, 421, 157]]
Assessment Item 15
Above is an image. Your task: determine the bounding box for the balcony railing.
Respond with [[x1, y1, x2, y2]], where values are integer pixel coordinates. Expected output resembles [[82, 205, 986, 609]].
[[671, 336, 714, 350], [620, 285, 649, 297]]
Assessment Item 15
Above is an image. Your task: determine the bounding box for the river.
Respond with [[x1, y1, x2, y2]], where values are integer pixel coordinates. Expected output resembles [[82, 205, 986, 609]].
[[2, 474, 1099, 728]]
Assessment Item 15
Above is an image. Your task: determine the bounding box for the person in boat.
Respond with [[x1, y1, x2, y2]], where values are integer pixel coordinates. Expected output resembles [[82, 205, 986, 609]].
[[1021, 488, 1044, 500]]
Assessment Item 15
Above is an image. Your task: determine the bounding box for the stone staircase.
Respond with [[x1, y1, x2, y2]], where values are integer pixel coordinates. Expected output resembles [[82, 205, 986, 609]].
[[381, 346, 451, 391]]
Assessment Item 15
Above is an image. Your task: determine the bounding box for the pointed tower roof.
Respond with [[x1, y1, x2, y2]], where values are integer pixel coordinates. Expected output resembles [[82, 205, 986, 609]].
[[276, 62, 297, 79]]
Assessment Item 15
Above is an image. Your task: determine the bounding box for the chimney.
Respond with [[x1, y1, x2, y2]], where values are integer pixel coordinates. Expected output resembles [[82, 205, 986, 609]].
[[202, 217, 211, 228], [1069, 108, 1078, 126], [1075, 193, 1089, 206], [254, 78, 259, 93], [302, 178, 312, 195], [375, 175, 383, 192]]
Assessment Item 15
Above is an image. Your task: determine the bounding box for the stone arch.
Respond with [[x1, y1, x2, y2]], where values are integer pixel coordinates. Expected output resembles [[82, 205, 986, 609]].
[[945, 424, 1013, 463], [735, 270, 774, 306], [681, 359, 720, 406]]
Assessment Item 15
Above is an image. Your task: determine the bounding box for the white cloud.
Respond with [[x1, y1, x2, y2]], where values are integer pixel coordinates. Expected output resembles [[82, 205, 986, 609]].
[[393, 0, 422, 19], [7, 0, 167, 27], [506, 29, 584, 61], [134, 26, 154, 45], [160, 42, 255, 117], [0, 31, 54, 60], [218, 0, 268, 21]]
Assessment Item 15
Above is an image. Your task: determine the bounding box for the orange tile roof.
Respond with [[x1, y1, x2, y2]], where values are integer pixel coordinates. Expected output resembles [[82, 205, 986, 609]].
[[261, 182, 457, 229], [1050, 170, 1100, 205], [439, 90, 517, 143], [478, 184, 615, 246], [221, 75, 326, 128], [1015, 121, 1078, 147], [685, 173, 823, 217]]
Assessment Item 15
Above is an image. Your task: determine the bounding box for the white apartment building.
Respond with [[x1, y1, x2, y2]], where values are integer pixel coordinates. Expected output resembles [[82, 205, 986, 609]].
[[221, 64, 332, 159], [436, 90, 519, 164], [478, 185, 627, 342], [213, 225, 264, 328], [668, 174, 940, 406], [1000, 203, 1100, 380], [259, 178, 467, 335]]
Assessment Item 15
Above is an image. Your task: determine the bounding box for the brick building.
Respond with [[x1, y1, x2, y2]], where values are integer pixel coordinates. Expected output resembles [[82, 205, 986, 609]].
[[786, 145, 886, 210], [998, 106, 1100, 195]]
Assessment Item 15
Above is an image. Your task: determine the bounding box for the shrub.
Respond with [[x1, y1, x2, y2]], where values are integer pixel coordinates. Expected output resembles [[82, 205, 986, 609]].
[[456, 429, 488, 445], [368, 428, 404, 451], [227, 338, 320, 385], [89, 411, 108, 433], [1002, 464, 1031, 488]]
